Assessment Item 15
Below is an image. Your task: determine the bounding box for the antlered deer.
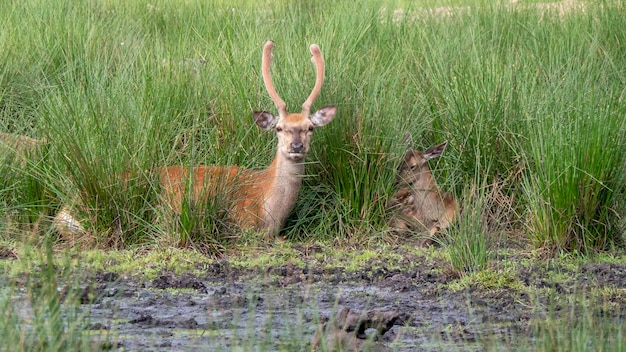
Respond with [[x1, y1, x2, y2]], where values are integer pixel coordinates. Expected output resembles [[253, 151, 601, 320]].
[[388, 138, 457, 242], [156, 41, 337, 238], [51, 41, 336, 240]]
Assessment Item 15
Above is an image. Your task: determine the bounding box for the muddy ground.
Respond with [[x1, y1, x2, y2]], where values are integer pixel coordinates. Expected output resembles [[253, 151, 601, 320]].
[[4, 245, 626, 351]]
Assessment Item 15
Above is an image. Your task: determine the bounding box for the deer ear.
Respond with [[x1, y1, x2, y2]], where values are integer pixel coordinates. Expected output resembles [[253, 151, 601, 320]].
[[402, 132, 413, 148], [422, 141, 448, 160], [253, 111, 278, 130], [309, 105, 337, 127]]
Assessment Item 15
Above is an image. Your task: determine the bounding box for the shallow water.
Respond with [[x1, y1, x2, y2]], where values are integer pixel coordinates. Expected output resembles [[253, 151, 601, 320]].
[[66, 271, 518, 351], [4, 252, 626, 351]]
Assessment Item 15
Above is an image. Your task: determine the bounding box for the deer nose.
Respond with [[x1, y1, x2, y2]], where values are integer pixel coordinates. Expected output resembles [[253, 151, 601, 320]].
[[291, 142, 304, 153]]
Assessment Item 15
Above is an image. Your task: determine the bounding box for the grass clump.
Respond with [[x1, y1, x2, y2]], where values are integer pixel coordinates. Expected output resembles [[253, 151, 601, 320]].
[[444, 180, 492, 275], [516, 6, 626, 253], [523, 101, 626, 253]]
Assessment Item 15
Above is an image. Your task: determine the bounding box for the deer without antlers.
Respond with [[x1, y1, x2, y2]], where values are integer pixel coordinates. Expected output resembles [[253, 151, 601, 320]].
[[158, 41, 337, 238], [388, 136, 457, 244]]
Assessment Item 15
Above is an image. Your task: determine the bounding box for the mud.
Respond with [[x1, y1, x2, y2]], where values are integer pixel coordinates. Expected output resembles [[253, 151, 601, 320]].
[[5, 246, 626, 351]]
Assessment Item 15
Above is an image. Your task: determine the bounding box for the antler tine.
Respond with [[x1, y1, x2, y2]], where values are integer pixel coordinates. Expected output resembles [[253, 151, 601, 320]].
[[301, 44, 325, 116], [262, 41, 287, 117]]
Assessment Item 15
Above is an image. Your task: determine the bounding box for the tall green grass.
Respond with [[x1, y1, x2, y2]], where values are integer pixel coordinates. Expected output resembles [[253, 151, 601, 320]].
[[518, 5, 626, 253], [0, 0, 624, 254], [444, 178, 492, 275]]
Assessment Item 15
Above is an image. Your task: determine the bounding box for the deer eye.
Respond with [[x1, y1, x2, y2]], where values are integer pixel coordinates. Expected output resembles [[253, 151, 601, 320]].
[[308, 126, 315, 132], [275, 127, 283, 132]]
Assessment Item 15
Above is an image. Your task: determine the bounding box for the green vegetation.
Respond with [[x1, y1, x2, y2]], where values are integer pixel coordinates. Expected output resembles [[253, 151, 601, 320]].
[[1, 0, 626, 350], [2, 0, 624, 256], [0, 244, 98, 352], [442, 179, 492, 275]]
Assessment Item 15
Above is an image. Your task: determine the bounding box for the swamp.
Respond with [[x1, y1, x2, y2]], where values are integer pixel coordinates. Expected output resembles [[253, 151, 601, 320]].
[[1, 0, 625, 350]]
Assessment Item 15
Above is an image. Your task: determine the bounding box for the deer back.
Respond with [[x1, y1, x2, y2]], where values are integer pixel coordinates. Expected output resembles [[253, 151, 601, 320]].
[[1, 132, 44, 156]]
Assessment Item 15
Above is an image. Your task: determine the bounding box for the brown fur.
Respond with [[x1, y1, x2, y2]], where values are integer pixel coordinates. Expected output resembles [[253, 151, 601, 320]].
[[389, 141, 457, 242], [53, 41, 337, 240], [0, 132, 44, 164], [158, 107, 337, 237], [158, 39, 338, 238]]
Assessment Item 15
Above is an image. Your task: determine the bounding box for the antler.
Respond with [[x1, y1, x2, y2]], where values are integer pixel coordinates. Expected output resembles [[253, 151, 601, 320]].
[[262, 41, 287, 118], [301, 44, 325, 117]]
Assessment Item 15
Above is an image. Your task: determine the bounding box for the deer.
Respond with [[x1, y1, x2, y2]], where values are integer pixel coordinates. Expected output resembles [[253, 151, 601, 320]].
[[388, 136, 457, 244], [0, 133, 91, 240], [46, 41, 335, 242], [0, 133, 83, 240], [1, 132, 45, 164], [155, 41, 337, 238], [1, 133, 50, 177]]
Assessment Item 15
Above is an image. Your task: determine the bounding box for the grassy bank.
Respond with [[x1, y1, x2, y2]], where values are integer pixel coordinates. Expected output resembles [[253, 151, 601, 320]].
[[1, 0, 626, 348], [2, 0, 624, 255]]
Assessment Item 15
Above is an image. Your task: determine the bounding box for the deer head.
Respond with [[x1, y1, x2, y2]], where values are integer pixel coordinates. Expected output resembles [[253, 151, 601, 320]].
[[396, 141, 448, 188], [253, 41, 336, 162], [390, 138, 457, 240]]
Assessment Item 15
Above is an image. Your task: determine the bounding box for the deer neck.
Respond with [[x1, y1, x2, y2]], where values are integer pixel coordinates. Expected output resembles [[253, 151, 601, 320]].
[[261, 150, 306, 234]]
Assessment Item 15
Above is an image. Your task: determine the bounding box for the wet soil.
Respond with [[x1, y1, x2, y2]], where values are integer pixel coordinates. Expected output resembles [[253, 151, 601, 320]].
[[5, 246, 626, 351]]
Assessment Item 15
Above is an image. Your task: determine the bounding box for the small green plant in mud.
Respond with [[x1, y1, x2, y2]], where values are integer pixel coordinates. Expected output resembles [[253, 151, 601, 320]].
[[526, 289, 626, 352], [0, 245, 212, 280], [314, 243, 411, 274], [0, 243, 109, 352], [442, 179, 493, 276], [446, 265, 522, 292], [229, 242, 307, 270], [79, 247, 213, 279]]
